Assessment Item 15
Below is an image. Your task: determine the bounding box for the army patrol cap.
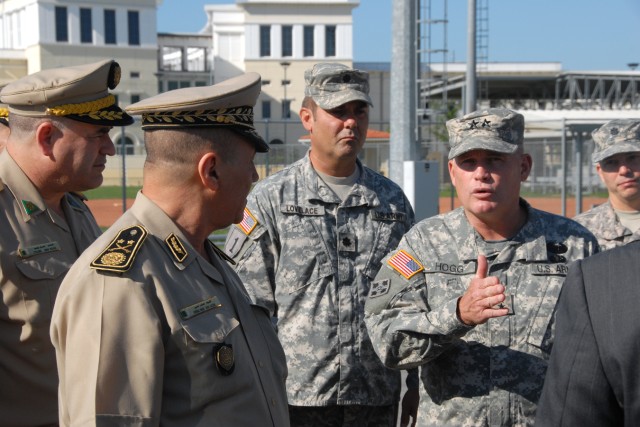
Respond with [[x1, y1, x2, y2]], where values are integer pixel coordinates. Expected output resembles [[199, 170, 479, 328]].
[[591, 119, 640, 163], [446, 108, 525, 160], [0, 59, 133, 126], [304, 63, 373, 110], [126, 72, 268, 153], [0, 85, 7, 126]]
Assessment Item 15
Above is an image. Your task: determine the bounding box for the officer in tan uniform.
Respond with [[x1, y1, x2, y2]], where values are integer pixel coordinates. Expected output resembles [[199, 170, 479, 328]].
[[0, 60, 133, 426], [50, 72, 290, 427], [0, 88, 9, 151]]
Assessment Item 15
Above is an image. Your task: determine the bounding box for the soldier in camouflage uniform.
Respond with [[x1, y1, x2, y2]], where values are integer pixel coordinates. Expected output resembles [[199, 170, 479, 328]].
[[573, 120, 640, 250], [364, 108, 598, 426], [225, 63, 419, 427]]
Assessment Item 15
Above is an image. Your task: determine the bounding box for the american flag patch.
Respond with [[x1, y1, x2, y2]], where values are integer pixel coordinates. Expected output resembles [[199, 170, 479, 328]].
[[238, 208, 258, 235], [388, 250, 424, 279]]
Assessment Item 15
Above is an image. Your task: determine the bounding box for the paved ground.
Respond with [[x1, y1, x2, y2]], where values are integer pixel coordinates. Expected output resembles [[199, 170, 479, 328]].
[[87, 196, 609, 228]]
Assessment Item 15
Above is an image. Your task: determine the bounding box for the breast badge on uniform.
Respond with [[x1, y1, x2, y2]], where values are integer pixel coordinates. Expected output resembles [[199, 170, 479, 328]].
[[388, 250, 424, 279], [91, 225, 148, 272], [214, 343, 235, 376]]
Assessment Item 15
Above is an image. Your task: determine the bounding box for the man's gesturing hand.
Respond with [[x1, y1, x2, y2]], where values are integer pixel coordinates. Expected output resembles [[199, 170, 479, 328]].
[[457, 254, 509, 326]]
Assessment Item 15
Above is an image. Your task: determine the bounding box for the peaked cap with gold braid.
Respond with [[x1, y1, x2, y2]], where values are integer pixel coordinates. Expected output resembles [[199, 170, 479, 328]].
[[126, 72, 268, 153], [0, 59, 133, 126]]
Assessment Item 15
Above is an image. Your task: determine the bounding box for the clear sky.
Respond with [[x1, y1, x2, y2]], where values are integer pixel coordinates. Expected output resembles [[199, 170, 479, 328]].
[[158, 0, 640, 71]]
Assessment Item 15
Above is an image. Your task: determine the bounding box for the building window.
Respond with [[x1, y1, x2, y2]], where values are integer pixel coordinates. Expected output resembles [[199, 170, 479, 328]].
[[262, 100, 271, 119], [303, 26, 314, 57], [130, 71, 140, 79], [325, 25, 336, 57], [131, 94, 140, 104], [180, 81, 190, 88], [282, 100, 291, 119], [186, 47, 207, 72], [128, 11, 140, 46], [55, 6, 68, 42], [282, 25, 292, 57], [260, 25, 271, 57], [104, 10, 116, 44], [116, 136, 135, 155], [195, 81, 207, 87], [168, 81, 179, 91], [160, 46, 183, 71], [80, 8, 92, 44]]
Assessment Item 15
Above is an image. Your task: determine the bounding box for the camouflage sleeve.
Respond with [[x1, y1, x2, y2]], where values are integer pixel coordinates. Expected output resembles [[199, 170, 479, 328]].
[[364, 239, 473, 370], [224, 198, 279, 318]]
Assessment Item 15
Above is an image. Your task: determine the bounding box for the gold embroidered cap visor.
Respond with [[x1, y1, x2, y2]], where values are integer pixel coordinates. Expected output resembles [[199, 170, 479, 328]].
[[0, 107, 7, 126], [126, 72, 268, 153], [0, 59, 134, 127]]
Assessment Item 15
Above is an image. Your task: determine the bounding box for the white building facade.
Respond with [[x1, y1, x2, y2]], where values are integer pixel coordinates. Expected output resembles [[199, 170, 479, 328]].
[[0, 0, 161, 153]]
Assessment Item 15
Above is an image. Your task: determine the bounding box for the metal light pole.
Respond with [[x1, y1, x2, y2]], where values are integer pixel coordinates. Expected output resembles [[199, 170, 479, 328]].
[[280, 61, 290, 144], [465, 0, 477, 114]]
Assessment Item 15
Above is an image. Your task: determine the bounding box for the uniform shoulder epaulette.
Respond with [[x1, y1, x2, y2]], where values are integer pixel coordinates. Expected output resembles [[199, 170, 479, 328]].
[[91, 225, 148, 272]]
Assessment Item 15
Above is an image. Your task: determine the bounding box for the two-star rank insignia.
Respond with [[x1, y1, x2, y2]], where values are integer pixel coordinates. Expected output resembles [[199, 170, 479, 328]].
[[91, 225, 147, 272]]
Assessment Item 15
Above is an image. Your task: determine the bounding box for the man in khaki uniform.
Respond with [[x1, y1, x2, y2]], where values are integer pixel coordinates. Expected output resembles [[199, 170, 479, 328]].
[[0, 60, 133, 426], [51, 72, 290, 427]]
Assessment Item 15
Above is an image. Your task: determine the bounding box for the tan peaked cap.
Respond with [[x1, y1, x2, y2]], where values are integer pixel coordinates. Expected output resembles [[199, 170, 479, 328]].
[[126, 72, 268, 152], [0, 59, 133, 126]]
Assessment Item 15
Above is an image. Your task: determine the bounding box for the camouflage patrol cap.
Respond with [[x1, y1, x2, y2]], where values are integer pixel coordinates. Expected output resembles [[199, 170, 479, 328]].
[[446, 108, 524, 160], [126, 72, 268, 153], [591, 119, 640, 163], [304, 63, 373, 110], [0, 59, 133, 126]]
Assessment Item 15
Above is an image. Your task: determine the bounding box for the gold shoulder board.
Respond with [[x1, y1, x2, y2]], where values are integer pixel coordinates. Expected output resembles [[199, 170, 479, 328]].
[[91, 225, 148, 272]]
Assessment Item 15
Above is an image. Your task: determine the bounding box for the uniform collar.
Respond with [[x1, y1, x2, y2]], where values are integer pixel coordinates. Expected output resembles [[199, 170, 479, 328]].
[[130, 192, 198, 269], [454, 198, 550, 263], [300, 152, 381, 207], [0, 150, 48, 221], [128, 191, 225, 283], [600, 200, 633, 239]]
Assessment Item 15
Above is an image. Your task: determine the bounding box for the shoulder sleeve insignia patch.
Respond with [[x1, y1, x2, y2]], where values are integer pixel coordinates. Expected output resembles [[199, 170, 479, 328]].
[[388, 249, 424, 279], [165, 233, 188, 263], [91, 225, 148, 272], [238, 207, 258, 235]]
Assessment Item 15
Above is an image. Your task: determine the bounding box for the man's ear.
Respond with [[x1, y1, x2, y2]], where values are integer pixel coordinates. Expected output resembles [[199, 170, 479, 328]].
[[300, 107, 314, 132], [35, 121, 56, 158], [520, 153, 533, 181], [198, 151, 219, 190]]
